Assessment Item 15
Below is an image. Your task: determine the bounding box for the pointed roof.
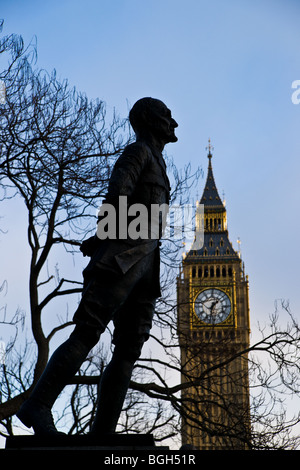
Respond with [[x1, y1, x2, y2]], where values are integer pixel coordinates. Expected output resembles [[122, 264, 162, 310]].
[[183, 140, 240, 262], [199, 141, 225, 210]]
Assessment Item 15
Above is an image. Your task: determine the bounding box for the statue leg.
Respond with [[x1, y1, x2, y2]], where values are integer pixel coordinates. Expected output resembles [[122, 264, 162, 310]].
[[90, 349, 136, 435], [91, 295, 155, 435], [17, 324, 101, 435]]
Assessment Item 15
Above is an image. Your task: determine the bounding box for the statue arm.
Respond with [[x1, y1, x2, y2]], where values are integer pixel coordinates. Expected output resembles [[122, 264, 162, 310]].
[[103, 142, 150, 205]]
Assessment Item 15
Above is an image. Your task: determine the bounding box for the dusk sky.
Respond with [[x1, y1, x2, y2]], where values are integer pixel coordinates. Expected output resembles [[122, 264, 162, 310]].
[[1, 0, 300, 442]]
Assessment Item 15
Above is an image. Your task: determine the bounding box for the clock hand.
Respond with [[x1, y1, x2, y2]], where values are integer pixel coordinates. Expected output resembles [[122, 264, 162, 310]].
[[210, 300, 219, 314]]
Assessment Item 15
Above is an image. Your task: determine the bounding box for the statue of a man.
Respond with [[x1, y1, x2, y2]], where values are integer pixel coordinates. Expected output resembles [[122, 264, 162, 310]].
[[17, 97, 178, 436]]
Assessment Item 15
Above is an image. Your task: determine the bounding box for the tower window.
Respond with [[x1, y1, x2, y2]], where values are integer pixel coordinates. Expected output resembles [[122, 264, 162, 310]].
[[216, 267, 220, 278], [220, 238, 224, 247], [222, 267, 227, 277], [228, 267, 232, 277], [215, 248, 219, 256], [204, 266, 209, 277], [192, 267, 196, 278], [198, 267, 202, 278], [210, 267, 214, 277], [209, 238, 214, 247]]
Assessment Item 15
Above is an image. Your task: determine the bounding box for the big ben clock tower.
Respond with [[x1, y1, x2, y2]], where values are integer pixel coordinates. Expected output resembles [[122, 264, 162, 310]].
[[177, 142, 251, 450]]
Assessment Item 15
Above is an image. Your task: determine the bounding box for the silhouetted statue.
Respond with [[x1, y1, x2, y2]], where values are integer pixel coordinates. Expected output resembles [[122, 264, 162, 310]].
[[17, 97, 178, 436]]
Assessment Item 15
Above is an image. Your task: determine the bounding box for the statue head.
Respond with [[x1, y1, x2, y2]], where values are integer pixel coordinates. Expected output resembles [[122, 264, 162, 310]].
[[129, 97, 178, 147]]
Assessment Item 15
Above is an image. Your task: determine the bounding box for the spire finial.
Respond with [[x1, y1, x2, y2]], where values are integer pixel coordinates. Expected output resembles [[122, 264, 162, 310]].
[[206, 138, 214, 167], [206, 138, 213, 155]]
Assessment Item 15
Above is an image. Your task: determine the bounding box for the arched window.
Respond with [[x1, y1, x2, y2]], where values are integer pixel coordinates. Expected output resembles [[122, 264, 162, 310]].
[[222, 266, 227, 277], [210, 267, 214, 277], [216, 266, 220, 278]]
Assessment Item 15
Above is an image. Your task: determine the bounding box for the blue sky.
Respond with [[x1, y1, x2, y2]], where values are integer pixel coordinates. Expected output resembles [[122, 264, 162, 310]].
[[1, 0, 300, 347]]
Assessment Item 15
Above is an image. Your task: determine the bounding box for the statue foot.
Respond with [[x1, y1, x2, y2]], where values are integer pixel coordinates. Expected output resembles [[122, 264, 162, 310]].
[[17, 400, 65, 436]]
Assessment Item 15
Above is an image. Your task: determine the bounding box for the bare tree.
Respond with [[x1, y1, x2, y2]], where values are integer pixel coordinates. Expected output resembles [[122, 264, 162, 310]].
[[0, 22, 131, 423]]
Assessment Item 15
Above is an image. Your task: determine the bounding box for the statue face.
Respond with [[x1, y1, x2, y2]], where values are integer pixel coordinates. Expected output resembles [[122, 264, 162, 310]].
[[151, 101, 178, 144]]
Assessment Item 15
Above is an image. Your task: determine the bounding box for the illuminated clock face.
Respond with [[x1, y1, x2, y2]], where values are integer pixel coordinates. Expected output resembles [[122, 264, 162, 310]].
[[194, 288, 231, 324]]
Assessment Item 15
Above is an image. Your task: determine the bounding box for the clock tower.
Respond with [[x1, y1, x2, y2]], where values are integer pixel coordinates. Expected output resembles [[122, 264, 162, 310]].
[[177, 142, 251, 450]]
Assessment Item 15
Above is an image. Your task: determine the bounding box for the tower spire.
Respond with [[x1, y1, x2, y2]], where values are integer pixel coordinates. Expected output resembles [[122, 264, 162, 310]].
[[200, 139, 223, 208]]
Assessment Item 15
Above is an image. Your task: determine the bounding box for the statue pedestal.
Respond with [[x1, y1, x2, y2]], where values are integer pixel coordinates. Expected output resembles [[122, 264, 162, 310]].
[[5, 433, 163, 450]]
